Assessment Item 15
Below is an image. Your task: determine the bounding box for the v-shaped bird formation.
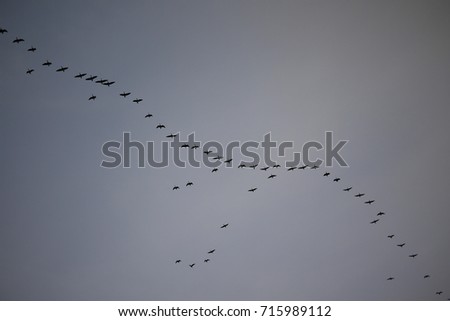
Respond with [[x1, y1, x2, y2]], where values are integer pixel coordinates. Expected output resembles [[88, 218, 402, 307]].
[[1, 26, 448, 300]]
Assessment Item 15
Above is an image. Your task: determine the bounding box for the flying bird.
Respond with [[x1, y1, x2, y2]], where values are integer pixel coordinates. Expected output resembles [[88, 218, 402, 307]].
[[220, 224, 228, 228], [186, 182, 193, 187], [387, 277, 394, 281], [343, 187, 352, 191], [377, 212, 386, 216], [95, 79, 107, 84], [268, 174, 276, 179], [436, 291, 443, 295], [27, 46, 36, 52], [397, 243, 406, 247], [203, 150, 212, 155], [273, 164, 281, 168], [213, 155, 223, 160], [207, 249, 215, 254], [133, 98, 143, 103], [56, 66, 68, 72], [145, 113, 153, 118], [204, 259, 210, 263], [370, 219, 379, 224], [86, 75, 97, 81], [156, 124, 166, 129], [75, 73, 86, 78], [224, 159, 232, 164], [333, 178, 341, 182], [211, 168, 218, 173], [191, 145, 199, 149], [355, 193, 365, 197], [298, 165, 308, 169], [120, 92, 131, 97], [172, 186, 180, 190], [287, 167, 296, 171], [189, 264, 195, 268], [12, 37, 24, 43], [103, 81, 115, 86], [175, 260, 181, 264], [387, 235, 395, 238], [323, 172, 330, 176], [166, 134, 177, 139], [238, 164, 246, 168], [260, 166, 269, 171], [181, 144, 190, 148], [248, 188, 257, 192], [310, 165, 319, 169], [249, 164, 258, 169], [424, 275, 430, 279], [26, 69, 34, 75], [409, 254, 418, 258], [365, 200, 375, 204], [42, 60, 52, 66], [88, 95, 96, 101], [0, 28, 7, 34]]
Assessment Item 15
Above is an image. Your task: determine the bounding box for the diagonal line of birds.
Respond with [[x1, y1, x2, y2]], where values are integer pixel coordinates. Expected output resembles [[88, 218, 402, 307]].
[[2, 26, 448, 300]]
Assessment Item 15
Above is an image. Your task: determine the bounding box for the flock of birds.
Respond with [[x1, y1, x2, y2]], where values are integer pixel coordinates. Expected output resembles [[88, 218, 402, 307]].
[[1, 25, 448, 300]]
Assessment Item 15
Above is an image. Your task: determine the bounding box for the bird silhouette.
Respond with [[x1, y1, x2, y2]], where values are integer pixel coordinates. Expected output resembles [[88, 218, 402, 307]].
[[224, 159, 232, 164], [145, 114, 153, 118], [220, 224, 229, 228], [120, 92, 131, 97], [298, 165, 308, 169], [436, 291, 443, 295], [189, 263, 195, 268], [409, 254, 418, 258], [268, 174, 276, 179], [260, 166, 270, 171], [26, 69, 34, 74], [208, 249, 216, 254], [211, 168, 218, 173], [172, 186, 180, 190], [333, 178, 341, 182], [181, 144, 190, 148], [56, 66, 68, 72], [86, 75, 97, 81], [238, 164, 246, 168], [27, 46, 36, 52], [191, 145, 200, 149], [365, 200, 375, 204], [424, 275, 430, 279], [133, 98, 143, 103], [42, 60, 52, 66], [74, 73, 86, 78], [287, 167, 296, 171], [370, 219, 379, 224], [95, 79, 107, 84], [166, 134, 177, 139], [103, 81, 115, 86], [310, 165, 319, 169], [377, 212, 386, 216], [186, 182, 193, 187], [248, 188, 257, 192], [88, 95, 96, 101], [204, 259, 210, 263], [397, 243, 406, 247], [156, 124, 166, 129], [203, 150, 212, 155], [387, 277, 394, 281], [175, 260, 181, 264], [273, 164, 281, 168], [323, 172, 330, 176], [343, 187, 352, 191], [355, 193, 365, 197], [0, 28, 8, 34], [12, 37, 24, 43], [388, 235, 395, 238]]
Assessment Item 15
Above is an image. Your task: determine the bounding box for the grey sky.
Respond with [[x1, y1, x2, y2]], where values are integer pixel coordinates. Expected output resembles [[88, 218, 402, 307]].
[[1, 0, 449, 300]]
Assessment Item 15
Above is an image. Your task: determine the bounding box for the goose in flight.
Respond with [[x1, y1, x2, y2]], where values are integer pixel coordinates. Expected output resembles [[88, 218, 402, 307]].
[[377, 212, 386, 216], [436, 291, 443, 295], [370, 219, 379, 224], [145, 113, 153, 118], [268, 174, 276, 179], [224, 159, 232, 164], [166, 134, 177, 139], [260, 166, 270, 171], [189, 263, 195, 268], [365, 200, 375, 204], [26, 69, 34, 74], [0, 28, 7, 34], [343, 187, 352, 191], [120, 92, 131, 97], [27, 46, 36, 52], [95, 79, 107, 84], [355, 193, 365, 198], [156, 124, 166, 129], [42, 60, 52, 66], [56, 66, 68, 72], [397, 243, 406, 247], [248, 188, 257, 192], [175, 260, 181, 264], [387, 235, 395, 238], [172, 186, 180, 190], [181, 144, 190, 148], [207, 249, 216, 254], [249, 164, 258, 169], [103, 81, 115, 86], [88, 95, 96, 101], [333, 178, 341, 182], [238, 164, 246, 168], [409, 254, 418, 258], [298, 165, 308, 169], [287, 167, 296, 171], [204, 259, 210, 263], [424, 275, 430, 279], [75, 73, 86, 78], [203, 150, 212, 155], [213, 155, 223, 160], [273, 164, 281, 168], [310, 165, 319, 169], [220, 223, 229, 228], [323, 172, 330, 176], [186, 182, 193, 187], [191, 145, 200, 149], [12, 37, 24, 43], [86, 75, 97, 81], [211, 168, 218, 173], [387, 277, 394, 281], [133, 98, 143, 103]]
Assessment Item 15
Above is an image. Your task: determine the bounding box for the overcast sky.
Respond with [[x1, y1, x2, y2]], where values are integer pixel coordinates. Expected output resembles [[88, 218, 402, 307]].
[[1, 0, 449, 300]]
